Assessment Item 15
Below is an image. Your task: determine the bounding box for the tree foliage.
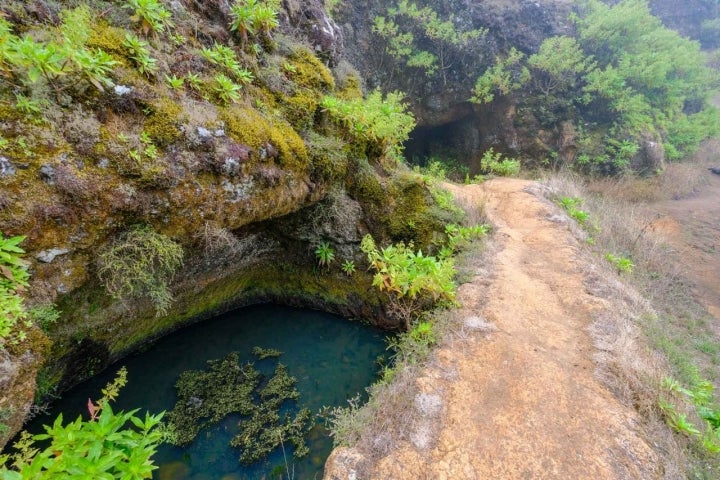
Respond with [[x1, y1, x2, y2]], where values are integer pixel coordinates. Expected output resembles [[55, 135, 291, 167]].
[[373, 0, 486, 84], [472, 0, 720, 171]]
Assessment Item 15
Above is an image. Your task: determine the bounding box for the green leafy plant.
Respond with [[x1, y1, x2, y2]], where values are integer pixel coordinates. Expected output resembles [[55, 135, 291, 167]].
[[0, 7, 116, 97], [185, 72, 203, 92], [212, 74, 242, 104], [125, 0, 174, 36], [164, 74, 184, 90], [341, 260, 356, 276], [123, 34, 158, 77], [96, 225, 183, 316], [605, 253, 634, 274], [28, 304, 61, 332], [321, 90, 415, 160], [479, 148, 521, 176], [557, 196, 590, 225], [361, 234, 456, 328], [315, 242, 335, 269], [14, 94, 42, 117], [444, 223, 490, 254], [659, 375, 720, 453], [0, 368, 165, 478], [0, 232, 29, 347], [200, 44, 254, 84], [229, 0, 280, 46]]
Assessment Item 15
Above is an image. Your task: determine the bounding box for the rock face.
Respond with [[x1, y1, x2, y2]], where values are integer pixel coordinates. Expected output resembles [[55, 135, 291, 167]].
[[335, 0, 575, 165], [0, 0, 460, 450], [648, 0, 718, 44]]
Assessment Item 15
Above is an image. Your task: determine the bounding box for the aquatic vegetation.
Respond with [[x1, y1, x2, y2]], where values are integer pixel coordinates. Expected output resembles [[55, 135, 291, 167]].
[[166, 353, 259, 446], [166, 351, 313, 464], [252, 346, 283, 359]]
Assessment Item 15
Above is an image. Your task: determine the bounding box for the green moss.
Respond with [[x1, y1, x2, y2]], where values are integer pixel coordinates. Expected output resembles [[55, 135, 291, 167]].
[[144, 98, 184, 147], [87, 22, 130, 62], [221, 106, 309, 170], [347, 158, 385, 204], [287, 48, 335, 91], [281, 91, 320, 131], [336, 72, 363, 100], [305, 131, 348, 182]]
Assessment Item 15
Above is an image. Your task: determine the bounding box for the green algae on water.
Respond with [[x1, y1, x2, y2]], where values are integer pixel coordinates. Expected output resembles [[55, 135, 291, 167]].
[[166, 351, 312, 464]]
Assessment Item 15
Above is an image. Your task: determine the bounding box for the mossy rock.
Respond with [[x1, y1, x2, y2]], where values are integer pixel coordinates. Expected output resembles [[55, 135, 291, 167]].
[[221, 106, 309, 171], [286, 48, 335, 92], [347, 158, 385, 204], [88, 22, 131, 63], [336, 72, 363, 100], [280, 91, 320, 131], [144, 98, 184, 147], [304, 131, 348, 182]]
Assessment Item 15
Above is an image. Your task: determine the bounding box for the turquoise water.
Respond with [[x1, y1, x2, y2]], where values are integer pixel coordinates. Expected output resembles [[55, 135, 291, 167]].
[[28, 304, 386, 480]]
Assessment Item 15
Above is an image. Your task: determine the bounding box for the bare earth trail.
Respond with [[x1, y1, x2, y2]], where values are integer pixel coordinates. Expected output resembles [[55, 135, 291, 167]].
[[357, 179, 661, 479]]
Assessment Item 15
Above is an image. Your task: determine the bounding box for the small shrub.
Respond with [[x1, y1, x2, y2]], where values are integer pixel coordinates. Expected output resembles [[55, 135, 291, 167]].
[[480, 148, 521, 176], [97, 225, 183, 316], [0, 368, 165, 478], [321, 90, 415, 160], [360, 234, 455, 328], [125, 0, 174, 36], [605, 253, 634, 274]]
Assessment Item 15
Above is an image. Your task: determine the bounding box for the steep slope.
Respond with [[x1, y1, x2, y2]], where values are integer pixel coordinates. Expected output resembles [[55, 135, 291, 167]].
[[326, 178, 662, 479]]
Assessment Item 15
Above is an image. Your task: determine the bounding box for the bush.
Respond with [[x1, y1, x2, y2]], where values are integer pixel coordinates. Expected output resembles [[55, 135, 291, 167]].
[[480, 148, 521, 176], [321, 90, 415, 160], [360, 233, 455, 328], [97, 225, 183, 316], [0, 368, 165, 479]]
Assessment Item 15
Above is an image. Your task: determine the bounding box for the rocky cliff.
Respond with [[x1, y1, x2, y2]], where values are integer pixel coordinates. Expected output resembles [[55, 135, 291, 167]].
[[0, 0, 461, 447]]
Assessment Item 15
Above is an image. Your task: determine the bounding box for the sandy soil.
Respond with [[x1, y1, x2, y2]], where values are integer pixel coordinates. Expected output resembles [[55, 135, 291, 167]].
[[326, 178, 660, 479]]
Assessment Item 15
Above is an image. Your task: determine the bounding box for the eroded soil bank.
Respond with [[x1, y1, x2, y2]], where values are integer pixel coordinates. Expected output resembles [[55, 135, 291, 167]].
[[326, 178, 662, 479]]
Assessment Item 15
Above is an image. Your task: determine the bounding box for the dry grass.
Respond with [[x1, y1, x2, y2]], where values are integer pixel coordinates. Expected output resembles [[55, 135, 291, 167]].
[[586, 139, 718, 203], [541, 169, 719, 478]]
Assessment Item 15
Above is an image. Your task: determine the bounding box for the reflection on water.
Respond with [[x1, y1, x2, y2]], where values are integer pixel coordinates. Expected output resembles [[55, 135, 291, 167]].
[[28, 304, 385, 479]]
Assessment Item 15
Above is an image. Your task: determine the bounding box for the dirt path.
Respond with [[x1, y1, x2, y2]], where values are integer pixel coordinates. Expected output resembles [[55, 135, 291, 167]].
[[328, 178, 660, 479]]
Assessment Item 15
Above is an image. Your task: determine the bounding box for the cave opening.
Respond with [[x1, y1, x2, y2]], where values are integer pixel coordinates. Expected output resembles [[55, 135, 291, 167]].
[[404, 112, 483, 178]]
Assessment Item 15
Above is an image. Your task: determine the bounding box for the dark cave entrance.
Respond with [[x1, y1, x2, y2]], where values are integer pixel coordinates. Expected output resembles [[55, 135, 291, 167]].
[[404, 113, 482, 176]]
